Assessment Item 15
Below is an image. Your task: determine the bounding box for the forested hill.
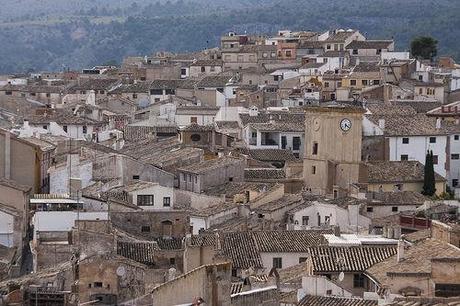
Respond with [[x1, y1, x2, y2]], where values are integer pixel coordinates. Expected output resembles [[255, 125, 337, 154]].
[[0, 0, 459, 73]]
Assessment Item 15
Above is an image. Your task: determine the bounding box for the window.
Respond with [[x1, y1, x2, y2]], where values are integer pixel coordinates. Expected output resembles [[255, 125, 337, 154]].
[[293, 137, 301, 151], [324, 82, 329, 88], [452, 154, 459, 160], [353, 49, 358, 55], [400, 154, 408, 161], [133, 175, 140, 180], [94, 282, 103, 288], [311, 166, 316, 174], [165, 89, 175, 95], [141, 226, 151, 232], [362, 80, 368, 86], [133, 93, 138, 99], [433, 155, 438, 165], [429, 137, 436, 143], [190, 117, 198, 123], [392, 206, 398, 212], [452, 179, 459, 187], [181, 68, 187, 75], [150, 89, 163, 95], [163, 197, 171, 207], [82, 125, 87, 134], [326, 44, 331, 50], [169, 258, 176, 265], [373, 80, 380, 85], [99, 90, 105, 94], [201, 66, 206, 72], [30, 92, 36, 96], [350, 80, 357, 86], [402, 138, 409, 144], [5, 91, 12, 95], [353, 274, 365, 288], [455, 135, 459, 141], [273, 257, 282, 269], [302, 216, 309, 225], [367, 206, 373, 213], [138, 195, 154, 206], [43, 125, 48, 130], [312, 142, 318, 155], [299, 257, 308, 263], [285, 50, 292, 57], [190, 134, 201, 142], [251, 132, 257, 138]]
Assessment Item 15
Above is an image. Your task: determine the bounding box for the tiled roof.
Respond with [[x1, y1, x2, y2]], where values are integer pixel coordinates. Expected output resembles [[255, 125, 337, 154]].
[[178, 156, 244, 174], [366, 161, 446, 183], [245, 168, 286, 180], [117, 241, 156, 265], [403, 229, 431, 243], [239, 111, 305, 126], [249, 121, 304, 132], [149, 79, 189, 90], [346, 40, 393, 50], [196, 75, 234, 88], [365, 114, 448, 136], [191, 59, 223, 66], [26, 113, 103, 126], [299, 295, 377, 306], [175, 106, 219, 115], [321, 51, 347, 57], [215, 121, 240, 130], [220, 231, 264, 269], [393, 101, 441, 114], [366, 191, 428, 206], [366, 103, 417, 116], [366, 238, 460, 286], [109, 82, 151, 93], [71, 79, 119, 91], [326, 31, 357, 42], [180, 123, 214, 132], [309, 246, 397, 272], [387, 298, 460, 306], [203, 182, 277, 198], [352, 62, 380, 73], [256, 194, 305, 213], [248, 149, 298, 162], [253, 230, 331, 253], [190, 230, 332, 269]]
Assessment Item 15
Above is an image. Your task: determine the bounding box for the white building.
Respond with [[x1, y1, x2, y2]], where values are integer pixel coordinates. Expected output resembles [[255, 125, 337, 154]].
[[363, 114, 449, 178], [286, 200, 371, 233]]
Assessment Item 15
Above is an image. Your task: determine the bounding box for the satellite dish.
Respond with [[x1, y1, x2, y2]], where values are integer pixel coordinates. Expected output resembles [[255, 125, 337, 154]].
[[338, 271, 345, 282], [116, 265, 126, 277]]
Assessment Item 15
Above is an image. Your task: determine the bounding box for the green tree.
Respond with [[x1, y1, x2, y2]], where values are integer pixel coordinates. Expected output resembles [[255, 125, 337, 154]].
[[422, 150, 436, 196], [410, 36, 438, 61]]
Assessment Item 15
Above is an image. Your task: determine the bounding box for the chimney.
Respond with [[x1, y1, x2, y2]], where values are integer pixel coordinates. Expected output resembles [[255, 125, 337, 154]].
[[397, 236, 405, 262], [436, 118, 441, 129], [378, 119, 385, 130], [333, 226, 341, 237]]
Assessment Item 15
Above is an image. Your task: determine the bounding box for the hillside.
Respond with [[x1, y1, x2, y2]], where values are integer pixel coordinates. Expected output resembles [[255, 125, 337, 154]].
[[0, 0, 459, 73]]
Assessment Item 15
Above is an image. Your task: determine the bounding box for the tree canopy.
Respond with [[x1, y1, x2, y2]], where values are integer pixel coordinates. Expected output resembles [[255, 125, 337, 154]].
[[410, 36, 438, 61]]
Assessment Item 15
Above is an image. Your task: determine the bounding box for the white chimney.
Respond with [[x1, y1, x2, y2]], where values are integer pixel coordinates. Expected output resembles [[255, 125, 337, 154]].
[[86, 90, 96, 106], [397, 237, 405, 262], [436, 118, 441, 129], [378, 119, 385, 130]]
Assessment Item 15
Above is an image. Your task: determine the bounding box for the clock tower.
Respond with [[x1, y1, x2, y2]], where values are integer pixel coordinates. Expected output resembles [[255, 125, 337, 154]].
[[303, 105, 365, 195]]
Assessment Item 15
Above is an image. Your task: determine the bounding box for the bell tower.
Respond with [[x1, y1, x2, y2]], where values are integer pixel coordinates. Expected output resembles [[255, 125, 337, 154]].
[[303, 105, 364, 195]]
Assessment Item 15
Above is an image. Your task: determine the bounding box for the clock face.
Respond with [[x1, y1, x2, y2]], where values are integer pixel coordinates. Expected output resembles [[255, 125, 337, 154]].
[[340, 118, 352, 132]]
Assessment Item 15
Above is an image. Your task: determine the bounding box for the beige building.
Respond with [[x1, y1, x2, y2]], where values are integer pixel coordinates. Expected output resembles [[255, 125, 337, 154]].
[[0, 129, 54, 193], [303, 106, 365, 195], [365, 161, 446, 196]]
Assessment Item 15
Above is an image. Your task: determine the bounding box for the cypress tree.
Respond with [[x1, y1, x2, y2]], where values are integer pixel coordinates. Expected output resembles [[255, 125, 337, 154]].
[[422, 150, 436, 196]]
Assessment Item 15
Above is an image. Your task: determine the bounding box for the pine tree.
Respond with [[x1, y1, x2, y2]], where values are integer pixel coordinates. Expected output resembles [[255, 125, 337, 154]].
[[422, 150, 436, 196]]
